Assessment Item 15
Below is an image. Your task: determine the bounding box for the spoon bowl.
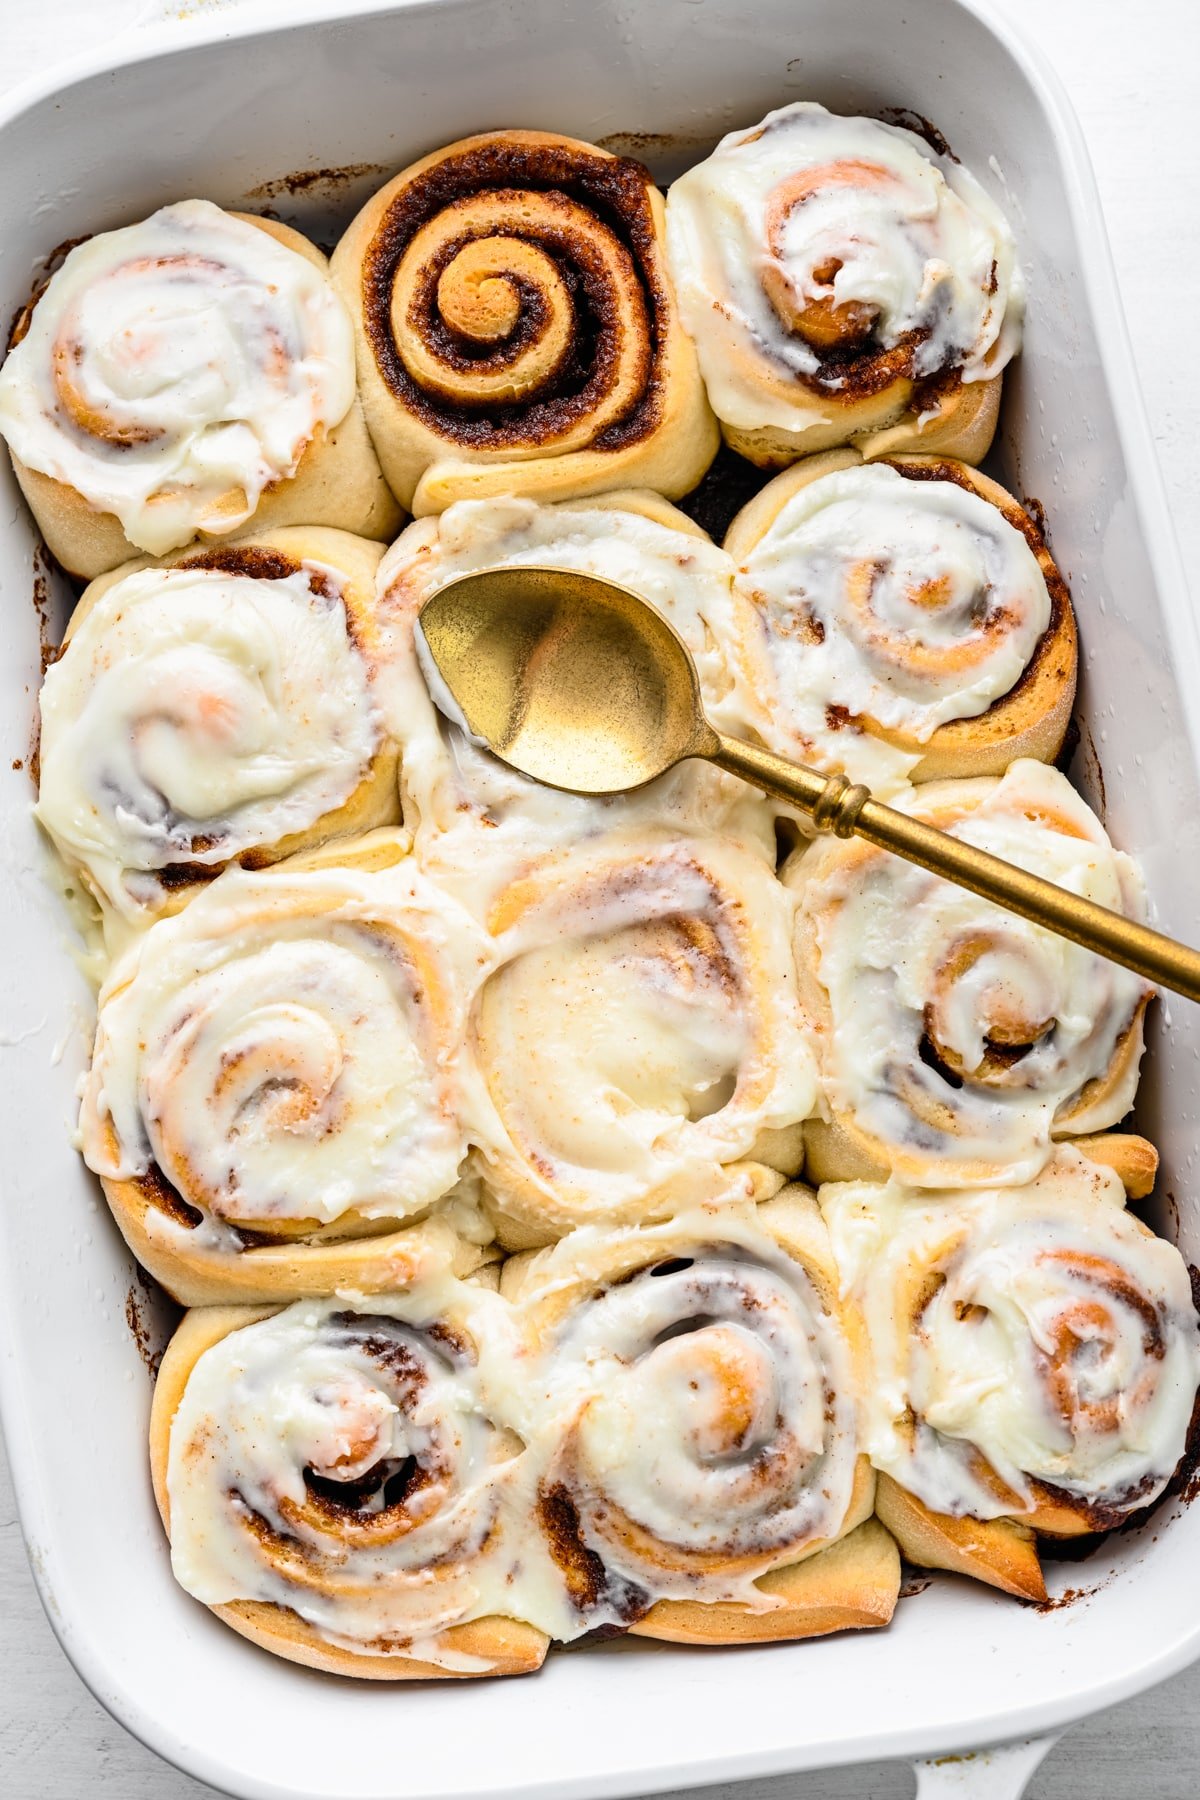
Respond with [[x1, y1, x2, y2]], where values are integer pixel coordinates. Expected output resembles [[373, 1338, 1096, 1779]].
[[417, 565, 714, 794]]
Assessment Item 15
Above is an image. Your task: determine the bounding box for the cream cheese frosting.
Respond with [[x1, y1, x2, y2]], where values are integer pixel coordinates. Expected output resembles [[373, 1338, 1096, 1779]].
[[793, 760, 1151, 1184], [469, 832, 817, 1234], [734, 461, 1052, 790], [666, 103, 1023, 435], [80, 854, 485, 1235], [36, 560, 391, 916], [0, 200, 356, 554], [164, 1195, 863, 1656], [821, 1149, 1200, 1520]]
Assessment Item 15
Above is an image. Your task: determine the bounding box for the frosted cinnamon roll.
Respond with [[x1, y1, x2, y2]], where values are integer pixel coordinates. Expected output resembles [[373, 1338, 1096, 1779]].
[[0, 200, 398, 577], [725, 452, 1076, 793], [331, 132, 717, 512], [788, 760, 1152, 1188], [379, 489, 773, 912], [151, 1254, 549, 1677], [467, 831, 816, 1247], [822, 1148, 1200, 1599], [503, 1192, 898, 1642], [37, 528, 402, 925], [80, 834, 488, 1305], [667, 104, 1023, 467]]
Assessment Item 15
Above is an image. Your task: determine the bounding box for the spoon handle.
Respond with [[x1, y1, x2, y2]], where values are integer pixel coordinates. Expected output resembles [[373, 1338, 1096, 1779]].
[[710, 733, 1200, 1003]]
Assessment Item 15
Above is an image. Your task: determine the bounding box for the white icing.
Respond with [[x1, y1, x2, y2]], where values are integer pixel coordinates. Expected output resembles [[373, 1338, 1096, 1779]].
[[822, 1150, 1200, 1519], [524, 1206, 858, 1613], [0, 200, 356, 554], [164, 1273, 561, 1664], [666, 103, 1024, 433], [470, 834, 817, 1225], [36, 560, 392, 916], [376, 495, 774, 914], [165, 1199, 861, 1653], [80, 856, 483, 1229], [794, 760, 1151, 1184], [735, 462, 1052, 792]]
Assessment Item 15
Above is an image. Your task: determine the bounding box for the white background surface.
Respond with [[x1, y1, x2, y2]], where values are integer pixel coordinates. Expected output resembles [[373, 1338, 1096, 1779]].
[[1, 0, 1199, 1795]]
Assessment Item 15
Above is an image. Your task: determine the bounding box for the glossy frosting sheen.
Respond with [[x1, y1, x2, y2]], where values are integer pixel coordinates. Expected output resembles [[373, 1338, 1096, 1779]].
[[822, 1150, 1200, 1520], [736, 462, 1051, 790], [165, 1201, 861, 1656], [472, 834, 817, 1227], [666, 103, 1023, 432], [377, 494, 773, 910], [0, 201, 356, 553], [80, 857, 482, 1235], [36, 561, 387, 915], [798, 760, 1150, 1184]]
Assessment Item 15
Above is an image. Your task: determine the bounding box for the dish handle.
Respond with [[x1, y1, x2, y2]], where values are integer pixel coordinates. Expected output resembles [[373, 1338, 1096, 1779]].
[[910, 1732, 1064, 1800]]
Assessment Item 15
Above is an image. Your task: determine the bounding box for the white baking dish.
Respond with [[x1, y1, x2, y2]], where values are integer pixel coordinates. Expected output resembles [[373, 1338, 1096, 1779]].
[[2, 2, 1199, 1797]]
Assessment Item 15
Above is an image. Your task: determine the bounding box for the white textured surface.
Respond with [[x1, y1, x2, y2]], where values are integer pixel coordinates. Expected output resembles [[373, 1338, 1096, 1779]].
[[1, 0, 1199, 1794]]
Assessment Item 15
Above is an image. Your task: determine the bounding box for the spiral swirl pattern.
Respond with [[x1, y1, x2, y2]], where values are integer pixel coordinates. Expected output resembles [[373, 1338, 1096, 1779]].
[[790, 760, 1152, 1187], [331, 131, 717, 510], [37, 535, 399, 919], [80, 842, 483, 1296], [0, 200, 356, 556], [821, 1149, 1200, 1530], [156, 1271, 547, 1674], [470, 832, 816, 1242], [666, 103, 1023, 461], [728, 455, 1075, 791], [509, 1194, 871, 1630], [378, 490, 773, 912]]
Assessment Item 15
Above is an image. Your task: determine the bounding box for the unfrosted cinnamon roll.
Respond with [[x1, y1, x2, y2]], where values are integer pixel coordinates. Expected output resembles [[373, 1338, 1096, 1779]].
[[788, 760, 1152, 1188], [725, 452, 1076, 792], [821, 1147, 1200, 1600], [37, 528, 402, 925], [331, 132, 717, 512], [667, 104, 1023, 467], [0, 201, 398, 577], [467, 830, 816, 1247], [503, 1191, 898, 1642], [151, 1250, 549, 1677], [80, 834, 488, 1305], [378, 488, 773, 912]]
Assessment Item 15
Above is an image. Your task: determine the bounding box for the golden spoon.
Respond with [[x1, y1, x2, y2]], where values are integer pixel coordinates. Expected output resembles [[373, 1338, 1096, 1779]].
[[418, 565, 1200, 1003]]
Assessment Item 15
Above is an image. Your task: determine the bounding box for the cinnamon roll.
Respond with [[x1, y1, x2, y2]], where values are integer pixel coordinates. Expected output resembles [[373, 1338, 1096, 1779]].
[[378, 488, 773, 912], [0, 200, 398, 577], [503, 1191, 898, 1642], [80, 834, 488, 1305], [330, 132, 717, 512], [467, 830, 816, 1247], [725, 452, 1076, 793], [666, 104, 1023, 467], [37, 528, 402, 924], [150, 1253, 549, 1677], [788, 760, 1152, 1188], [821, 1147, 1200, 1599]]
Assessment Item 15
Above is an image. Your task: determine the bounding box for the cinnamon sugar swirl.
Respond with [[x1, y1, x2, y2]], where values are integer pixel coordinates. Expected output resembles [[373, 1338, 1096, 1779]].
[[331, 132, 717, 512]]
